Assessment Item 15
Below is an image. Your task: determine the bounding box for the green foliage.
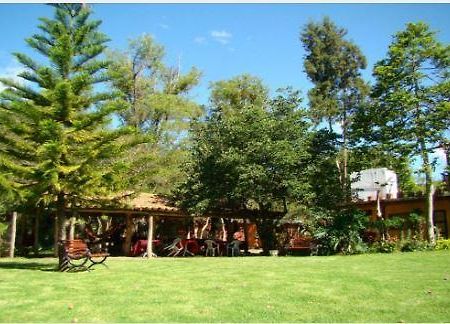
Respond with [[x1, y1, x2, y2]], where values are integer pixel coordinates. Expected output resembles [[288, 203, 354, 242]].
[[400, 239, 432, 252], [367, 22, 450, 161], [107, 34, 202, 193], [300, 17, 370, 199], [435, 239, 450, 250], [306, 207, 368, 255], [176, 76, 311, 253], [306, 130, 344, 209], [358, 22, 449, 242], [301, 17, 368, 128], [0, 5, 144, 230], [178, 76, 311, 214], [108, 34, 202, 141], [370, 240, 397, 253], [0, 217, 7, 243]]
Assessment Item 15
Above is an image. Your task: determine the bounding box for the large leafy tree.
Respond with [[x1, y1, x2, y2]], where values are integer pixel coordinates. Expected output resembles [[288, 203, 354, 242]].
[[108, 34, 202, 193], [177, 75, 311, 253], [0, 4, 141, 244], [368, 22, 449, 244], [301, 17, 369, 200]]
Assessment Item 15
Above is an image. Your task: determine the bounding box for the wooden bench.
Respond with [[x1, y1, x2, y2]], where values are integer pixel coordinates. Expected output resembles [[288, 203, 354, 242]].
[[287, 237, 317, 256], [58, 239, 109, 272]]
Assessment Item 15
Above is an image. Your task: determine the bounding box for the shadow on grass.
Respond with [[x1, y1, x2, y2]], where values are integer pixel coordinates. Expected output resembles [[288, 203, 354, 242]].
[[0, 261, 58, 272]]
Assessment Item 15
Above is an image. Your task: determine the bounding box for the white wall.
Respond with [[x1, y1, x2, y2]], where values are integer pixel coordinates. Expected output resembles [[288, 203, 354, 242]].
[[351, 168, 398, 201]]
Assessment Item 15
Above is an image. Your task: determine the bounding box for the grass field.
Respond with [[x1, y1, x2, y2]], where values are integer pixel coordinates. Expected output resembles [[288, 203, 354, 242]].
[[0, 251, 449, 322]]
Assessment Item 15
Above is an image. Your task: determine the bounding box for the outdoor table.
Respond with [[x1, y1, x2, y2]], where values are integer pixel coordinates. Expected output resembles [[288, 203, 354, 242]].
[[131, 239, 161, 256], [215, 240, 227, 256], [181, 239, 200, 256]]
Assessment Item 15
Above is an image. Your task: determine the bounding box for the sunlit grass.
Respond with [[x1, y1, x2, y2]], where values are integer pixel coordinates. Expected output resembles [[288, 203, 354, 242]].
[[0, 251, 449, 322]]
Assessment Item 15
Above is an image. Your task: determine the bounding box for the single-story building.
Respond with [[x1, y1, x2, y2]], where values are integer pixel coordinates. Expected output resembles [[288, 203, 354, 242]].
[[354, 193, 450, 240]]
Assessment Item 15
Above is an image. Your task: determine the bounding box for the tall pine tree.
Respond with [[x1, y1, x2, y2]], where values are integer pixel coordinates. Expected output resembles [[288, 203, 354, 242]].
[[301, 17, 369, 200], [0, 4, 142, 246]]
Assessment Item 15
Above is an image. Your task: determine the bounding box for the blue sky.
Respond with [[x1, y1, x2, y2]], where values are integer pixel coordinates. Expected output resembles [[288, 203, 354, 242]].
[[0, 3, 449, 177]]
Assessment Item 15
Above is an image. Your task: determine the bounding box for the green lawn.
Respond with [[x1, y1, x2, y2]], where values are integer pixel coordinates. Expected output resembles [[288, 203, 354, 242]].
[[0, 251, 449, 322]]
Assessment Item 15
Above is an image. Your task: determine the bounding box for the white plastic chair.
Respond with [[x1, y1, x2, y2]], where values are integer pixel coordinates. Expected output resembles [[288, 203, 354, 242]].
[[204, 240, 219, 256], [164, 238, 183, 257], [227, 240, 241, 257]]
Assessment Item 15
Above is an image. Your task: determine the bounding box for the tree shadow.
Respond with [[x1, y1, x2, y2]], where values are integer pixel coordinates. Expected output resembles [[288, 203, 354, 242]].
[[0, 261, 58, 272]]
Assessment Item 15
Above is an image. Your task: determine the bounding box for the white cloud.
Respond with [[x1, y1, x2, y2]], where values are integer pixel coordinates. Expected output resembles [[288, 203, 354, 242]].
[[194, 36, 206, 44], [0, 61, 24, 91], [210, 30, 232, 45], [158, 23, 169, 30]]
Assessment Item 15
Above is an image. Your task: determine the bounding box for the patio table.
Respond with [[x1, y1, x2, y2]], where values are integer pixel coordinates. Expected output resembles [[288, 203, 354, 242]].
[[131, 239, 161, 256], [181, 239, 200, 256], [215, 240, 227, 256]]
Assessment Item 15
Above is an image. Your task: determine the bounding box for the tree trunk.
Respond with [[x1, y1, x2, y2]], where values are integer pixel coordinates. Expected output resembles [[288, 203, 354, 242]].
[[255, 217, 276, 255], [54, 193, 67, 256], [342, 113, 350, 202], [420, 142, 435, 244], [376, 190, 386, 242], [200, 217, 210, 239], [342, 145, 349, 201], [33, 212, 40, 257], [220, 218, 227, 242], [427, 183, 435, 243], [146, 215, 154, 258], [8, 211, 17, 258]]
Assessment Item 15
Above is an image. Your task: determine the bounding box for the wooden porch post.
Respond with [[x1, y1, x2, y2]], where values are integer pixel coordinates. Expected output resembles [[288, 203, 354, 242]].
[[8, 211, 17, 258], [68, 213, 76, 240], [146, 215, 154, 258], [243, 218, 250, 253], [123, 213, 133, 256]]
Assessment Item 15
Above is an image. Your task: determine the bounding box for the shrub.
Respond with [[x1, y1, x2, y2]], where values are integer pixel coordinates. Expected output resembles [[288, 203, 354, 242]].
[[370, 240, 397, 253], [307, 207, 368, 255], [435, 239, 450, 250], [0, 221, 8, 257], [400, 239, 431, 252]]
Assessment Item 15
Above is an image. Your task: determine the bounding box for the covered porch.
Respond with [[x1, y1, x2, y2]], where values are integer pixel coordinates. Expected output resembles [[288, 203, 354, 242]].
[[62, 193, 286, 257]]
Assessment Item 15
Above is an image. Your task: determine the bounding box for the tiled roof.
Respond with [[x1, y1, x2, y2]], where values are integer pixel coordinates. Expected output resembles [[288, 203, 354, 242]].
[[126, 193, 181, 213]]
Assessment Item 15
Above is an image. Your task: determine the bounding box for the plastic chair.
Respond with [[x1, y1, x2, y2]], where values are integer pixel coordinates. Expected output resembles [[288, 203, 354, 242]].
[[227, 240, 241, 257], [204, 240, 219, 256], [164, 238, 183, 257]]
